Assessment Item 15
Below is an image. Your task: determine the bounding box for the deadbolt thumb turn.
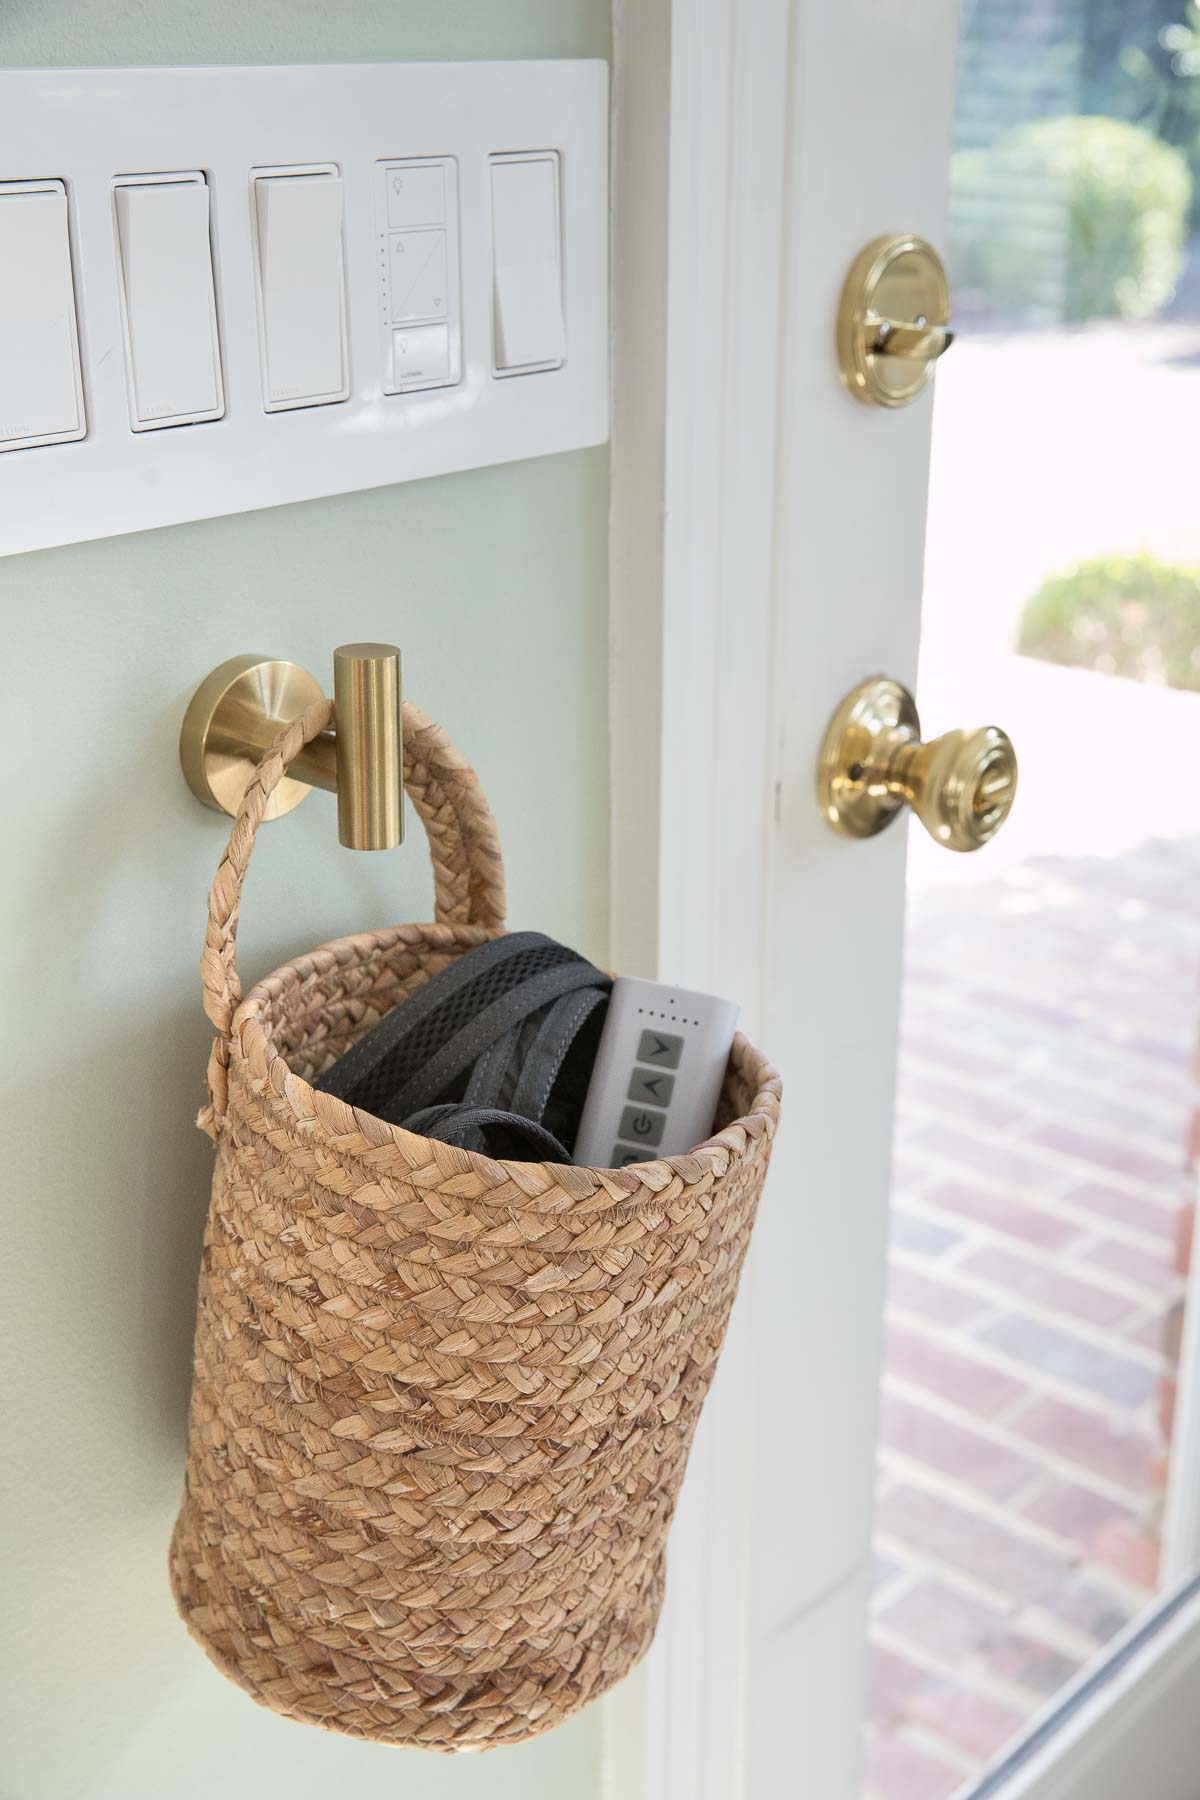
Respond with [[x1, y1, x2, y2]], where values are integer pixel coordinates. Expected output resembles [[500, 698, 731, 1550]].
[[817, 676, 1017, 853]]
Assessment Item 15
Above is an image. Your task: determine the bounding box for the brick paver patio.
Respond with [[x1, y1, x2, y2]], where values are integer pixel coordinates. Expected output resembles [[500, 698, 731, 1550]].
[[863, 834, 1200, 1799]]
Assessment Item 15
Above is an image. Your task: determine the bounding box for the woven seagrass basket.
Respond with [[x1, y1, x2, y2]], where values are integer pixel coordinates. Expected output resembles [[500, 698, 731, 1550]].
[[170, 699, 781, 1751]]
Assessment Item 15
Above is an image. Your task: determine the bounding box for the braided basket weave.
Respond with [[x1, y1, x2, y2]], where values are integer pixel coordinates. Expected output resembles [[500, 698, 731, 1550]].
[[170, 700, 781, 1750]]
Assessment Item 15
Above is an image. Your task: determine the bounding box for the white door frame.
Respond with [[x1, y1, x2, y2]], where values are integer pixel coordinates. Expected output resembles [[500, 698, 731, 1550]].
[[605, 4, 1200, 1797], [606, 1, 790, 1791]]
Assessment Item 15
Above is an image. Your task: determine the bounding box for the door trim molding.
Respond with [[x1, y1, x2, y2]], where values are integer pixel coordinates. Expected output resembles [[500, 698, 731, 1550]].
[[606, 0, 671, 991], [1162, 1172, 1200, 1587], [606, 0, 794, 1794]]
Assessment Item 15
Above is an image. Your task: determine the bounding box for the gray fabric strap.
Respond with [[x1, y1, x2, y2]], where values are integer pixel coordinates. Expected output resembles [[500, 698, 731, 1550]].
[[319, 931, 557, 1100], [382, 959, 605, 1121], [509, 987, 608, 1123], [462, 1029, 521, 1110], [401, 1102, 571, 1162], [315, 929, 610, 1162]]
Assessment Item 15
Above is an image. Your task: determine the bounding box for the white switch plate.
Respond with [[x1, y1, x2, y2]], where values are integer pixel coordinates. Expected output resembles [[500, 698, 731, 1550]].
[[0, 62, 608, 557]]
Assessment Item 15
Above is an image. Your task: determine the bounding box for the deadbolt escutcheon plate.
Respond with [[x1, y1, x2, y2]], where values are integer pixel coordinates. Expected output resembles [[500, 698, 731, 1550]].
[[837, 235, 952, 408]]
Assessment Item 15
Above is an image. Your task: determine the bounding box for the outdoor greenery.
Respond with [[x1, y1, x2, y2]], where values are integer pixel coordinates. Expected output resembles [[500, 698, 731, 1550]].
[[1102, 1, 1200, 221], [953, 115, 1191, 320], [1017, 554, 1200, 689]]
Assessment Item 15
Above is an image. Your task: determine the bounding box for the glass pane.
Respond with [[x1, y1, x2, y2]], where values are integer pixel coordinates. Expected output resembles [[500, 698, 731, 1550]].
[[865, 4, 1200, 1795]]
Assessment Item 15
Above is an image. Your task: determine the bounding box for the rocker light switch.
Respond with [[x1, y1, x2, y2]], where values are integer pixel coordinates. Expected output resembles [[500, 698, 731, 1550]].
[[114, 175, 224, 430], [0, 179, 86, 452], [251, 167, 349, 411], [490, 153, 566, 374]]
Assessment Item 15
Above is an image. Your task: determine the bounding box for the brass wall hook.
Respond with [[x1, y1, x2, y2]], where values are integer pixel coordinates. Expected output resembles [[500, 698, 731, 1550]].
[[180, 644, 403, 851]]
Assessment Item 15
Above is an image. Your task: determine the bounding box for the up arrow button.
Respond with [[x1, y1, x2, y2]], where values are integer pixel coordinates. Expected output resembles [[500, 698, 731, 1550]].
[[637, 1029, 683, 1070]]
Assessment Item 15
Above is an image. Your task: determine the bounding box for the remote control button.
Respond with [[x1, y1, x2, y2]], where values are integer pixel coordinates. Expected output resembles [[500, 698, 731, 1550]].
[[620, 1106, 665, 1147], [611, 1144, 644, 1168], [628, 1067, 675, 1107], [637, 1029, 683, 1069]]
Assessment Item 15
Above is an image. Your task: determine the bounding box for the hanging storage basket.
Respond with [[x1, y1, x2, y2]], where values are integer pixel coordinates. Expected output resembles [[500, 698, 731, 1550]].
[[170, 700, 781, 1751]]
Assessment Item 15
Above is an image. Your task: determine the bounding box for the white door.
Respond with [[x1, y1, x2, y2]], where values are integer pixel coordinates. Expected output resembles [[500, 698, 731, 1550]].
[[609, 2, 1200, 1796]]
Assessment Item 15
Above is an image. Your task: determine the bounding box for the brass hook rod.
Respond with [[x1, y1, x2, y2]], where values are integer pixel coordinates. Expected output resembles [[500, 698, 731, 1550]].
[[287, 734, 339, 793], [333, 643, 403, 851]]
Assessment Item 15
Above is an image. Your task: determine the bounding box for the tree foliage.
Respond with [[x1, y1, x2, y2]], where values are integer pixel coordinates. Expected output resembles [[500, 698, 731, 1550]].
[[952, 115, 1191, 320], [1018, 554, 1200, 689]]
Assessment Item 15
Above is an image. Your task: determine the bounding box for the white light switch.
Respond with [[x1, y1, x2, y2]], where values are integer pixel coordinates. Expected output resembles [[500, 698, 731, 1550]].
[[251, 167, 349, 411], [114, 175, 223, 430], [0, 179, 85, 452], [490, 153, 565, 374]]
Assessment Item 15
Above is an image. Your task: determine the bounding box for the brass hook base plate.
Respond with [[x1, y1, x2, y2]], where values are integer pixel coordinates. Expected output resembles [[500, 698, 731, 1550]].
[[179, 654, 328, 823], [817, 675, 919, 839]]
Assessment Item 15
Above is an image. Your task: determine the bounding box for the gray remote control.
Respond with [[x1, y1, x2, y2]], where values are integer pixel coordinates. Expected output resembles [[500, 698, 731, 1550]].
[[573, 975, 740, 1168]]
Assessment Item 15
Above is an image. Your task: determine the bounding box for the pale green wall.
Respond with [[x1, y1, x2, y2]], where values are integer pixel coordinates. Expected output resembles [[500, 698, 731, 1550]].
[[0, 6, 611, 1797]]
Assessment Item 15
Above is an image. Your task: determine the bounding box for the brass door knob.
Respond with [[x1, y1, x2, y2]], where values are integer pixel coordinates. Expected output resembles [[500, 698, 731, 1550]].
[[837, 235, 953, 407], [817, 676, 1017, 852]]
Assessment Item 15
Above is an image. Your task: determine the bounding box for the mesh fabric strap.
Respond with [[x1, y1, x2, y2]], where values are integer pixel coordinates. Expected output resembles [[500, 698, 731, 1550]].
[[315, 931, 610, 1157]]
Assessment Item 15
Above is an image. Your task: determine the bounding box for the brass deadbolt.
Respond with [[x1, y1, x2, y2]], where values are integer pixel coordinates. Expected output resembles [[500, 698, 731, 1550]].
[[817, 676, 1017, 853], [837, 235, 953, 408]]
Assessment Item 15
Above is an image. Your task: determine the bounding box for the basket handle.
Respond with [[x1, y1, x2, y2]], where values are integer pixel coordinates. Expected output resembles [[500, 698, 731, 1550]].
[[199, 698, 507, 1136]]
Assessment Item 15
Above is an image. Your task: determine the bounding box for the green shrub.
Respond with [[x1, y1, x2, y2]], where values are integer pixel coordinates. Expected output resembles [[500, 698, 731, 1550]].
[[950, 116, 1191, 321], [1017, 555, 1200, 691]]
